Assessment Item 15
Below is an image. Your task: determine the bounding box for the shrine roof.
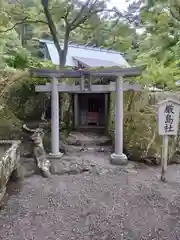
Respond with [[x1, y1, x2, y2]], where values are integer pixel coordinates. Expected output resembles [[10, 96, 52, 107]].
[[38, 39, 130, 68], [72, 56, 118, 68]]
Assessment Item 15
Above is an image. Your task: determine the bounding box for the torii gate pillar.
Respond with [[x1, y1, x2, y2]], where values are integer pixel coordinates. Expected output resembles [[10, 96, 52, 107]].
[[110, 76, 128, 165], [48, 77, 63, 159]]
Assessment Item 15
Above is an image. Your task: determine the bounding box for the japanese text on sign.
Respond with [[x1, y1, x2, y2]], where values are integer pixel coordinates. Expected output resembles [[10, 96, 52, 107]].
[[158, 100, 180, 136], [164, 104, 174, 133]]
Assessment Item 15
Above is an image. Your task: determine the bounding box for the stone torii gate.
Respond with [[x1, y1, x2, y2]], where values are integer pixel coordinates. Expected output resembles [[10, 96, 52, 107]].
[[31, 67, 143, 165]]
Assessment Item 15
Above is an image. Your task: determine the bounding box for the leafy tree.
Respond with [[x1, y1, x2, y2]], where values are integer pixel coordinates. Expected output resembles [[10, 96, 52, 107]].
[[131, 0, 180, 88], [41, 0, 113, 67], [3, 0, 180, 90], [2, 0, 139, 67], [4, 0, 116, 67]]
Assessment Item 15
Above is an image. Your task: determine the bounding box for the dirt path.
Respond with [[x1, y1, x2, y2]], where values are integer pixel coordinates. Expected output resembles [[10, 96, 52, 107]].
[[1, 153, 180, 240]]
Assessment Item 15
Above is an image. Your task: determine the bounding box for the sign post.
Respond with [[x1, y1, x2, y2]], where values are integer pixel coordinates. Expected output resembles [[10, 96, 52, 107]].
[[158, 99, 180, 182]]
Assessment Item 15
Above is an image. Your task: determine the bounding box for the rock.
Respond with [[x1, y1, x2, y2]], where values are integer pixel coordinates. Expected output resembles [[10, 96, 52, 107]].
[[50, 156, 110, 176], [19, 157, 37, 178], [66, 132, 111, 147], [22, 125, 51, 178], [0, 141, 21, 203], [0, 187, 6, 206], [50, 161, 69, 175]]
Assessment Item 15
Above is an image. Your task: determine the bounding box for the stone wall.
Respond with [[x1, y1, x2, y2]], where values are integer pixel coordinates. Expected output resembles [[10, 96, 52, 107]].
[[0, 140, 21, 203], [108, 91, 180, 164]]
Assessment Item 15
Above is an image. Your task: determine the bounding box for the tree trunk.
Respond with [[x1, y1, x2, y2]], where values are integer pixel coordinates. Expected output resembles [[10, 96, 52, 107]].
[[41, 1, 63, 67], [59, 29, 70, 68]]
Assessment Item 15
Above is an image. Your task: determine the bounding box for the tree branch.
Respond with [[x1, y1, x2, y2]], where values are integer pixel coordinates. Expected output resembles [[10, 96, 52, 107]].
[[64, 5, 72, 20], [41, 0, 62, 55], [71, 7, 116, 31], [77, 16, 119, 33], [170, 5, 180, 22], [70, 0, 91, 27], [77, 25, 94, 30], [0, 17, 47, 33], [113, 6, 136, 25], [70, 9, 102, 30], [0, 17, 27, 33], [61, 4, 72, 26], [61, 28, 70, 67], [69, 0, 107, 30]]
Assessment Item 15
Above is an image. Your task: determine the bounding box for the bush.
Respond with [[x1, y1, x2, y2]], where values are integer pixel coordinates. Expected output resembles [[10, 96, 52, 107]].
[[108, 90, 180, 165], [0, 104, 22, 140], [6, 77, 48, 121]]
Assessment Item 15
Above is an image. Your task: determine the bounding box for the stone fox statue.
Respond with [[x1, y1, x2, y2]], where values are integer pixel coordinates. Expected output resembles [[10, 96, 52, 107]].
[[22, 124, 51, 178]]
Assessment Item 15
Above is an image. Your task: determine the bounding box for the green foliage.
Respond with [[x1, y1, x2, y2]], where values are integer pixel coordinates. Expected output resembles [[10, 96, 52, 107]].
[[1, 0, 180, 89], [6, 77, 48, 120], [131, 0, 180, 88], [0, 105, 22, 140]]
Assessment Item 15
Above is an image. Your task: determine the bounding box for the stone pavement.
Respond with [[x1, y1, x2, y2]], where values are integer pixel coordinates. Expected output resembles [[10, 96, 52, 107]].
[[1, 152, 180, 239], [64, 131, 112, 154]]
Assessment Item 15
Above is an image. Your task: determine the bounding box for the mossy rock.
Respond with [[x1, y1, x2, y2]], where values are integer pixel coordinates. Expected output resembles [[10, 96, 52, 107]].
[[0, 105, 22, 140], [22, 93, 49, 120], [108, 91, 180, 165]]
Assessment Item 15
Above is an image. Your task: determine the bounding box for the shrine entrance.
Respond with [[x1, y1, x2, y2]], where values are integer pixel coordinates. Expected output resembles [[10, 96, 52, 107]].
[[33, 66, 143, 164], [78, 93, 107, 127]]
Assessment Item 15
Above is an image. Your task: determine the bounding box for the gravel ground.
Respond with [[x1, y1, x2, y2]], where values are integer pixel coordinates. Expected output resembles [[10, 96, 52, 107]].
[[1, 153, 180, 240]]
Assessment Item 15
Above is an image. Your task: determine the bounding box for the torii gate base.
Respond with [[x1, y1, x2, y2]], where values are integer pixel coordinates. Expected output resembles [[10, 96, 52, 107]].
[[111, 153, 128, 165], [48, 152, 64, 159]]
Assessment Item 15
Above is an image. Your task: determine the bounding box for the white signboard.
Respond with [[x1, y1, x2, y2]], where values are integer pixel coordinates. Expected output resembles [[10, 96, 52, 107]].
[[158, 99, 180, 181], [158, 99, 180, 136]]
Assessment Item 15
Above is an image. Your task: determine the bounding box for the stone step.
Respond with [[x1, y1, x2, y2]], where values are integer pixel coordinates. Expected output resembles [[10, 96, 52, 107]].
[[66, 132, 112, 146], [62, 144, 113, 154]]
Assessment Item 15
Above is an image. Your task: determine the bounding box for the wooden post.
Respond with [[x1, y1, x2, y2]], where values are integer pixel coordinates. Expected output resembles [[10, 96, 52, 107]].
[[161, 135, 168, 182]]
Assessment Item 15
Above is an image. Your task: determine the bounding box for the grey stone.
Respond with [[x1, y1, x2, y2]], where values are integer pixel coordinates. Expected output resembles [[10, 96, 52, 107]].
[[66, 132, 111, 147], [22, 124, 51, 178], [0, 140, 21, 204], [49, 156, 111, 176], [110, 153, 128, 165]]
